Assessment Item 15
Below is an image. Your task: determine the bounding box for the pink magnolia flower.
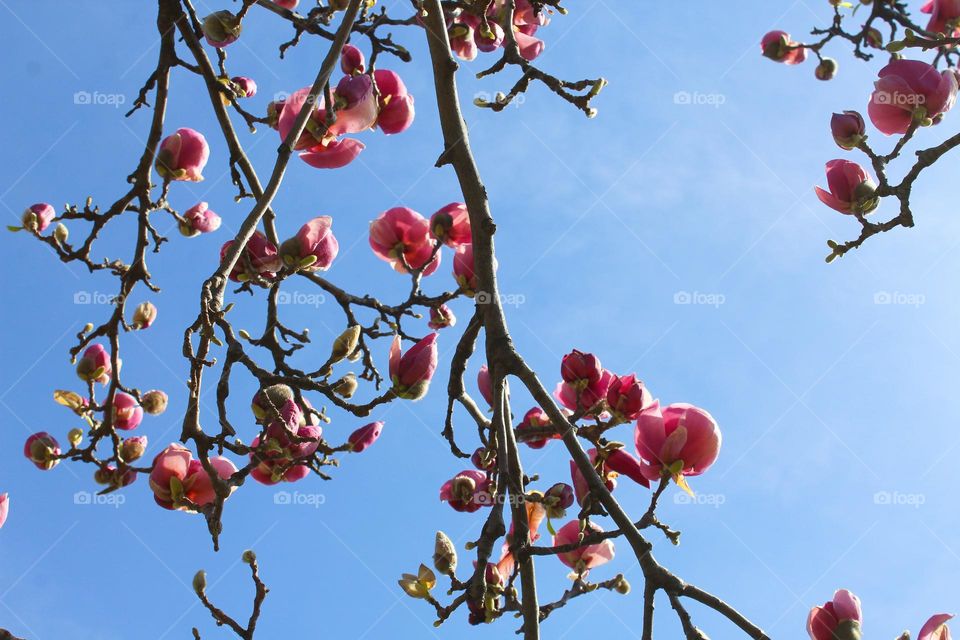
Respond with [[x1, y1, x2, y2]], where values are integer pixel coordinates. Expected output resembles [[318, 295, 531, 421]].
[[807, 589, 862, 640], [569, 447, 649, 505], [830, 111, 866, 150], [389, 333, 439, 400], [276, 86, 367, 169], [815, 159, 879, 215], [156, 128, 209, 182], [20, 203, 55, 233], [760, 30, 806, 65], [374, 69, 415, 135], [94, 464, 137, 489], [300, 138, 365, 169], [347, 421, 384, 452], [250, 401, 322, 484], [514, 30, 545, 61], [922, 0, 960, 36], [543, 482, 575, 519], [341, 44, 365, 75], [919, 613, 954, 640], [634, 402, 722, 489], [132, 301, 157, 329], [471, 447, 496, 470], [606, 374, 654, 421], [369, 207, 441, 275], [112, 392, 143, 431], [220, 231, 281, 282], [0, 493, 8, 529], [555, 359, 614, 415], [430, 202, 472, 247], [517, 407, 559, 449], [76, 344, 113, 385], [202, 10, 242, 48], [477, 365, 493, 408], [150, 443, 237, 510], [605, 448, 651, 489], [24, 432, 61, 470], [231, 76, 257, 98], [552, 520, 615, 574], [280, 216, 339, 272], [332, 75, 379, 134], [439, 469, 492, 512], [868, 59, 958, 135], [453, 244, 480, 296], [428, 303, 457, 330], [180, 202, 221, 237], [275, 0, 298, 8]]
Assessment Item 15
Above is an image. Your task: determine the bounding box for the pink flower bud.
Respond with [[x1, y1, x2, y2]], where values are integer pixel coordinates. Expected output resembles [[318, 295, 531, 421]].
[[606, 374, 653, 420], [156, 128, 210, 182], [552, 520, 615, 574], [515, 30, 544, 61], [428, 303, 457, 330], [760, 30, 806, 65], [439, 469, 492, 512], [453, 244, 479, 296], [369, 207, 441, 275], [430, 202, 472, 247], [374, 69, 415, 135], [220, 231, 281, 282], [250, 416, 322, 485], [570, 449, 617, 506], [347, 421, 384, 452], [477, 365, 493, 408], [76, 344, 113, 385], [21, 203, 55, 233], [231, 76, 257, 98], [202, 10, 242, 48], [863, 25, 883, 49], [389, 333, 439, 400], [604, 448, 650, 489], [0, 493, 8, 529], [94, 464, 137, 488], [280, 216, 339, 272], [121, 435, 148, 462], [830, 111, 866, 150], [806, 589, 862, 640], [923, 0, 960, 37], [150, 443, 237, 509], [275, 0, 298, 8], [180, 202, 221, 237], [141, 390, 168, 415], [517, 407, 558, 449], [543, 482, 574, 519], [24, 432, 60, 470], [449, 20, 478, 61], [340, 44, 366, 74], [471, 447, 496, 471], [332, 75, 379, 135], [112, 392, 143, 431], [918, 613, 954, 640], [868, 59, 957, 135], [132, 301, 157, 329], [815, 159, 879, 215], [634, 402, 722, 483], [561, 349, 602, 384]]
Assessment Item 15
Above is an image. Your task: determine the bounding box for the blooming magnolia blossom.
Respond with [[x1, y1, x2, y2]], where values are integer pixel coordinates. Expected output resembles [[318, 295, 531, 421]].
[[517, 406, 559, 449], [0, 493, 8, 529], [156, 128, 209, 182], [374, 69, 415, 134], [814, 159, 879, 215], [830, 111, 866, 150], [250, 401, 322, 485], [554, 349, 614, 414], [76, 343, 114, 385], [760, 30, 807, 65], [112, 392, 143, 431], [552, 520, 615, 574], [430, 202, 472, 247], [132, 301, 157, 329], [868, 59, 958, 135], [180, 202, 221, 237], [276, 84, 369, 169], [369, 207, 441, 275], [348, 421, 384, 453], [807, 589, 862, 640], [634, 402, 722, 492], [389, 333, 439, 400], [606, 373, 654, 421], [280, 216, 339, 272], [919, 613, 954, 640], [448, 1, 547, 62], [922, 0, 960, 37], [220, 231, 281, 282], [428, 303, 457, 330], [149, 443, 237, 510], [439, 469, 492, 512], [24, 432, 61, 470]]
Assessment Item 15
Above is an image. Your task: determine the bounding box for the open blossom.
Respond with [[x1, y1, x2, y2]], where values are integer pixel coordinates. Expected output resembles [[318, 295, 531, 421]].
[[250, 400, 322, 484], [428, 303, 457, 330], [348, 421, 384, 453], [606, 374, 653, 421], [19, 203, 55, 233], [760, 30, 806, 65], [922, 0, 960, 36], [815, 160, 879, 215], [389, 333, 439, 400], [440, 469, 492, 512], [112, 392, 143, 431], [0, 493, 8, 529], [807, 589, 862, 640], [280, 216, 339, 272], [554, 349, 613, 414], [569, 447, 650, 505], [868, 59, 958, 135], [374, 69, 415, 135], [231, 76, 257, 98], [276, 85, 369, 169], [517, 407, 559, 449], [831, 111, 866, 150], [634, 402, 721, 490], [150, 444, 237, 510], [180, 202, 221, 237], [430, 202, 471, 247], [220, 231, 281, 282], [156, 128, 209, 182], [76, 343, 114, 385], [369, 207, 441, 275], [553, 520, 615, 574], [24, 432, 60, 470], [132, 301, 157, 329], [202, 10, 242, 47], [340, 44, 365, 74], [919, 613, 954, 640]]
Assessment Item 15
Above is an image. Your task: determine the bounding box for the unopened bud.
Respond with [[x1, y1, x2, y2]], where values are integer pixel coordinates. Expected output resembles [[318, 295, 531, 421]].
[[54, 223, 69, 244], [242, 549, 257, 564], [332, 373, 358, 398], [67, 428, 83, 448], [192, 570, 207, 594], [330, 325, 361, 364], [141, 390, 168, 415], [433, 531, 457, 573]]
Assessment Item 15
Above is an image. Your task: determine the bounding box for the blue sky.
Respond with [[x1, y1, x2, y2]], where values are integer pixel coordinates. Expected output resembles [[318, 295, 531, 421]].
[[1, 0, 958, 638]]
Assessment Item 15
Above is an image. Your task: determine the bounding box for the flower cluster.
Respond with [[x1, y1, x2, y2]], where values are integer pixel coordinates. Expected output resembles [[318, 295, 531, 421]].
[[447, 0, 549, 62]]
